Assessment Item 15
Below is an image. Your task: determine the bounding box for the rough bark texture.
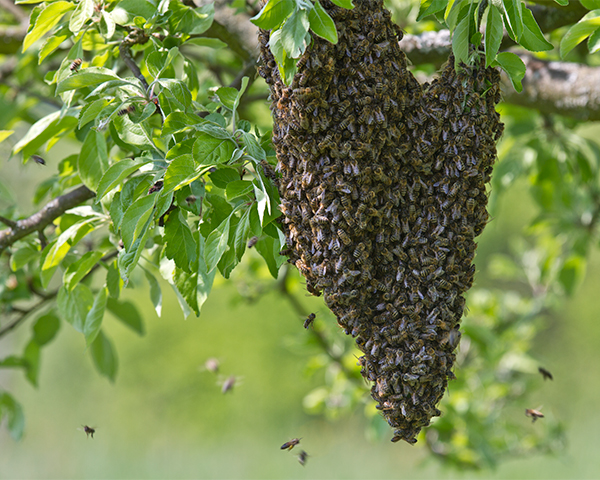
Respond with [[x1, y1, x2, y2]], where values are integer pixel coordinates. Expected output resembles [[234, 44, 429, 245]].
[[258, 0, 502, 443]]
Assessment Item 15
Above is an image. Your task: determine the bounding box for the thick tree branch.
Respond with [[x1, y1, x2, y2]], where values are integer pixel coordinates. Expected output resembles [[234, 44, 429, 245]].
[[0, 185, 95, 254], [401, 32, 600, 121], [502, 54, 600, 121]]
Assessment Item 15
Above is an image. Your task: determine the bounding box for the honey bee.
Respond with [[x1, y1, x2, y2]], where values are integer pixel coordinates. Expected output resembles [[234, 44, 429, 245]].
[[221, 375, 236, 394], [247, 236, 259, 248], [117, 105, 135, 116], [204, 357, 220, 373], [82, 425, 95, 439], [281, 438, 301, 450], [148, 181, 163, 194], [538, 367, 553, 380], [525, 408, 544, 423], [304, 313, 316, 329], [31, 154, 46, 165], [297, 450, 309, 466], [185, 195, 197, 205], [70, 58, 82, 72]]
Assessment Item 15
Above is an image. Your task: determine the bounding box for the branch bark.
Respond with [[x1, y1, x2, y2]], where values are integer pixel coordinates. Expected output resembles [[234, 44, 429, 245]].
[[0, 185, 96, 254], [400, 32, 600, 121]]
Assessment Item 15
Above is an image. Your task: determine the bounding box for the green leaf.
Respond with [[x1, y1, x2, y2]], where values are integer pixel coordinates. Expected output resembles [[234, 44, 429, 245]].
[[121, 194, 157, 250], [32, 313, 60, 346], [163, 112, 204, 136], [97, 157, 152, 200], [164, 210, 197, 272], [89, 330, 118, 382], [553, 0, 568, 5], [106, 259, 123, 299], [69, 0, 94, 33], [39, 24, 72, 63], [494, 52, 526, 92], [281, 10, 310, 58], [589, 26, 600, 53], [485, 4, 504, 67], [581, 0, 600, 8], [560, 11, 600, 58], [0, 392, 25, 440], [118, 223, 153, 282], [216, 87, 238, 110], [56, 67, 121, 94], [142, 267, 163, 317], [240, 132, 267, 161], [192, 132, 236, 166], [0, 356, 26, 369], [113, 0, 157, 22], [205, 216, 230, 272], [163, 154, 203, 194], [84, 287, 108, 346], [10, 243, 39, 271], [106, 298, 145, 335], [78, 99, 110, 129], [101, 10, 116, 39], [417, 0, 447, 21], [250, 0, 295, 30], [23, 1, 75, 52], [23, 340, 41, 386], [160, 2, 204, 34], [520, 7, 553, 52], [42, 218, 97, 271], [308, 1, 338, 43], [0, 130, 14, 144], [330, 0, 354, 7], [502, 0, 523, 40], [452, 14, 470, 66], [78, 130, 109, 192], [57, 284, 95, 333], [12, 111, 78, 158], [255, 236, 281, 278], [174, 234, 216, 316], [64, 251, 104, 291], [559, 255, 586, 295], [225, 180, 254, 201]]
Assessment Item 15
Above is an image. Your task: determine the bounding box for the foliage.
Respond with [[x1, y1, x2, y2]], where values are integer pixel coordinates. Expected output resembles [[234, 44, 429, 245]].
[[0, 0, 599, 471]]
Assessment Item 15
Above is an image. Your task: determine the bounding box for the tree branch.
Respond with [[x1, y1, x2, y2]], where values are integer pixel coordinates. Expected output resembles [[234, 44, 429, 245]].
[[196, 20, 254, 63], [119, 28, 150, 91], [400, 32, 600, 121], [0, 185, 96, 254]]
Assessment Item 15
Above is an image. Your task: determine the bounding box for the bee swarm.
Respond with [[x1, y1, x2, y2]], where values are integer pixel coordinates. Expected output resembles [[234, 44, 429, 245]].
[[258, 0, 503, 444]]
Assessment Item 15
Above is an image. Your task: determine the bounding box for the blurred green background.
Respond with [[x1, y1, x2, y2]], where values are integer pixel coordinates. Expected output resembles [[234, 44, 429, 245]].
[[2, 126, 600, 479]]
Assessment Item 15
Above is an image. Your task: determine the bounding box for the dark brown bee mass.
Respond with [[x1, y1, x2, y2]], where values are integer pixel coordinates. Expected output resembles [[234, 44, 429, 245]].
[[257, 0, 503, 444]]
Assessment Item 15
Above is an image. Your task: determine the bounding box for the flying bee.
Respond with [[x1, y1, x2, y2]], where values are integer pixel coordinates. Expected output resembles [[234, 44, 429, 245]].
[[538, 367, 553, 380], [203, 357, 220, 373], [221, 375, 237, 394], [525, 408, 544, 423], [70, 58, 82, 72], [297, 450, 309, 466], [185, 195, 197, 205], [81, 425, 96, 439], [31, 154, 46, 165], [304, 313, 316, 329], [117, 104, 135, 116], [247, 236, 259, 248], [281, 438, 301, 451], [148, 181, 163, 194]]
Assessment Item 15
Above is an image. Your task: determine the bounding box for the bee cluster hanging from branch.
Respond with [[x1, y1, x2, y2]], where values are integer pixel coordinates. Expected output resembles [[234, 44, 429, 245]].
[[257, 0, 503, 444]]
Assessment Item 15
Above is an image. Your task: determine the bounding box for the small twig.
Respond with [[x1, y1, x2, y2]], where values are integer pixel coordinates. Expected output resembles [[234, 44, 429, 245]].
[[120, 29, 150, 91], [0, 185, 95, 254], [0, 297, 52, 338], [0, 215, 17, 228]]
